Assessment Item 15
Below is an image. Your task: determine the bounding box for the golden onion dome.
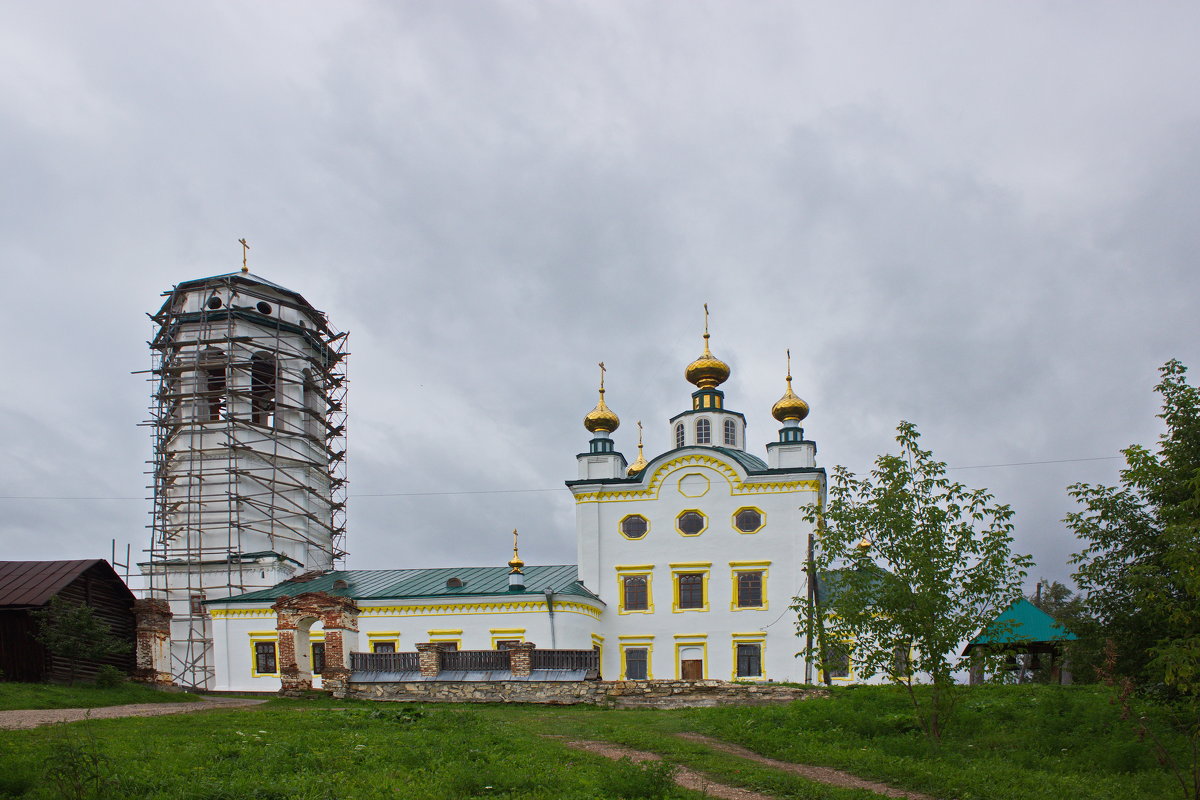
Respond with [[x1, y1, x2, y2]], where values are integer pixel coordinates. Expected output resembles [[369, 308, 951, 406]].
[[626, 421, 648, 476], [771, 349, 810, 422], [583, 362, 620, 433], [684, 304, 730, 389]]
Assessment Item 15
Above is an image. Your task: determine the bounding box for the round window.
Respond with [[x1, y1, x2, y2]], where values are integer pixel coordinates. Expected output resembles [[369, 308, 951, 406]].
[[734, 508, 764, 533], [676, 510, 706, 536], [620, 514, 649, 540], [257, 301, 272, 314], [207, 296, 223, 309]]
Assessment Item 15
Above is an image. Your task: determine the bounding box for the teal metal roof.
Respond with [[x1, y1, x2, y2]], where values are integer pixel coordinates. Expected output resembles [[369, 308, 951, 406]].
[[211, 564, 600, 605], [970, 599, 1077, 646], [711, 446, 769, 472]]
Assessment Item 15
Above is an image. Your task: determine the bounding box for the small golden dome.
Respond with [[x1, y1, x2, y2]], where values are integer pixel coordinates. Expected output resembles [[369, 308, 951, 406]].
[[508, 529, 525, 574], [626, 421, 648, 476], [771, 350, 810, 422], [583, 362, 620, 433], [684, 304, 730, 389]]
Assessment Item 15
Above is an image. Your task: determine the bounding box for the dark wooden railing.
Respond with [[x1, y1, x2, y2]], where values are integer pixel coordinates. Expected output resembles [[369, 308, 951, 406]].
[[532, 649, 600, 671], [350, 651, 420, 672], [442, 649, 510, 671]]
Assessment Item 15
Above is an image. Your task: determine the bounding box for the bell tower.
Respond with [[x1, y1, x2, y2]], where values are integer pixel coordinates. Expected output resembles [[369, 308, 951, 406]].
[[140, 257, 348, 689]]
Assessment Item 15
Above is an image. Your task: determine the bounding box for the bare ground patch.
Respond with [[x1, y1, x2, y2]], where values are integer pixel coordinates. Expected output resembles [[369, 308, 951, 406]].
[[0, 696, 267, 730], [557, 737, 776, 800], [675, 733, 934, 800]]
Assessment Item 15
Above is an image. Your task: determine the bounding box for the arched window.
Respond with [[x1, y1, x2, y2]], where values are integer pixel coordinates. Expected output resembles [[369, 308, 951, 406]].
[[696, 418, 711, 444], [724, 419, 737, 446], [250, 353, 277, 426], [675, 423, 685, 448], [201, 348, 226, 421]]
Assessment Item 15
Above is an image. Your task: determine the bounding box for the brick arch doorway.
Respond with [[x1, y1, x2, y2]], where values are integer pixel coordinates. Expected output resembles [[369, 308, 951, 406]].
[[271, 592, 359, 696]]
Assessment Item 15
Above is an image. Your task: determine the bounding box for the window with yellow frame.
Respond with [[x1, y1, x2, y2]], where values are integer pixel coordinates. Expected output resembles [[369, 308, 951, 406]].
[[248, 632, 279, 678], [670, 562, 711, 613], [367, 632, 400, 654], [615, 565, 654, 614], [490, 628, 526, 649], [619, 636, 654, 680], [729, 560, 771, 611], [731, 506, 766, 534], [427, 629, 462, 650], [731, 632, 766, 681]]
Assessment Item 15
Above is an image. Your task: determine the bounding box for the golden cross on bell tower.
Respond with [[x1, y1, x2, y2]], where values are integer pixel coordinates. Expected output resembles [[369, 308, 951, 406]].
[[238, 238, 250, 273], [786, 348, 792, 382], [598, 361, 606, 391], [703, 303, 710, 337]]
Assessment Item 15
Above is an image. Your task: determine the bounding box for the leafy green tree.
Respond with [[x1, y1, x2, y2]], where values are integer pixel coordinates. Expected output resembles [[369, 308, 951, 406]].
[[1066, 360, 1200, 798], [801, 421, 1031, 742], [33, 597, 128, 685], [1067, 359, 1200, 693]]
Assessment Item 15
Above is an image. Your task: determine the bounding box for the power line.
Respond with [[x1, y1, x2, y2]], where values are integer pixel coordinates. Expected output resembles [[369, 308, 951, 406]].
[[0, 455, 1124, 501], [947, 455, 1122, 471]]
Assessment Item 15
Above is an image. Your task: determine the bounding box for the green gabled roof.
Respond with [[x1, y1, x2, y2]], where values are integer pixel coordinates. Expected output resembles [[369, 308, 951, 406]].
[[970, 599, 1077, 646], [211, 564, 601, 605]]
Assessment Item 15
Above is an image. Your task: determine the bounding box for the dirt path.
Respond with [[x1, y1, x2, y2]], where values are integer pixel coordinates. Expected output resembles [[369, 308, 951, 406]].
[[559, 738, 775, 800], [675, 733, 934, 800], [0, 696, 268, 730]]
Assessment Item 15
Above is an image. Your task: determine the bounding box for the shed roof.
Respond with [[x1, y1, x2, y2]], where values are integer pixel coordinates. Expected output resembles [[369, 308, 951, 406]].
[[0, 560, 127, 608], [212, 564, 601, 605], [968, 599, 1077, 648]]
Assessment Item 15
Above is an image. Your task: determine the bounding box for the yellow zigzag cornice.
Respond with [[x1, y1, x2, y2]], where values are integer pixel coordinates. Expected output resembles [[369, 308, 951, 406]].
[[572, 452, 820, 503], [210, 599, 603, 621]]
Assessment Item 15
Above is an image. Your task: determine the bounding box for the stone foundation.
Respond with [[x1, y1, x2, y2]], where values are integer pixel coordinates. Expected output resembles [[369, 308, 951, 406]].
[[346, 679, 825, 708]]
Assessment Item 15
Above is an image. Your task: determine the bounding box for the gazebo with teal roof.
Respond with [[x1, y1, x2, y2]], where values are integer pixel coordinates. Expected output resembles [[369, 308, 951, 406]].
[[963, 598, 1077, 684]]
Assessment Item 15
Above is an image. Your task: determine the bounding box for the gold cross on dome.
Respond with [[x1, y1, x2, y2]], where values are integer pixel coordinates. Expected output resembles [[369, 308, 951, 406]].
[[598, 361, 606, 391], [238, 238, 250, 273]]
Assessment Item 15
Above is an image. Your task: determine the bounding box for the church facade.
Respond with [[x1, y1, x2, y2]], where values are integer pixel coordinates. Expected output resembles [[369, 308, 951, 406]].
[[151, 269, 833, 691]]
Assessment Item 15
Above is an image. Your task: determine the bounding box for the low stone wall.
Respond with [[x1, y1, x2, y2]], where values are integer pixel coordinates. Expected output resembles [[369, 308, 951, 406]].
[[346, 679, 825, 708]]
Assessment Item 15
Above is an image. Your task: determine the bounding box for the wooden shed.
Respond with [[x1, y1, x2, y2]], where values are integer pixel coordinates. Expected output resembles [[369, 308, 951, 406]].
[[0, 560, 136, 683]]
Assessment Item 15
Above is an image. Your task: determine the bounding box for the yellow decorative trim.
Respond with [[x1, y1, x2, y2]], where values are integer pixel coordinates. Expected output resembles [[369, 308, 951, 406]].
[[670, 561, 713, 569], [731, 506, 767, 534], [616, 566, 654, 615], [210, 608, 274, 620], [571, 453, 822, 503], [671, 564, 710, 613], [619, 638, 654, 680], [674, 634, 709, 679], [729, 562, 771, 611], [619, 513, 651, 541], [675, 508, 708, 537], [358, 600, 602, 621], [677, 472, 711, 498], [731, 632, 767, 681], [592, 634, 605, 677], [427, 629, 463, 636]]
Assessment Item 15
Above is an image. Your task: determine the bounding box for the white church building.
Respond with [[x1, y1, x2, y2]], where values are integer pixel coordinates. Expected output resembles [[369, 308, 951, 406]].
[[142, 267, 832, 692]]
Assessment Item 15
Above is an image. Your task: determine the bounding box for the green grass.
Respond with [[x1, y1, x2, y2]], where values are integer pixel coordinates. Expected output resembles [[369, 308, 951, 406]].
[[0, 685, 1189, 799], [0, 682, 198, 711]]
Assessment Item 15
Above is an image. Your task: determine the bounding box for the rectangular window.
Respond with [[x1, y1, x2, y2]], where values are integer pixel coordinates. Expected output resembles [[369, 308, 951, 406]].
[[677, 574, 704, 609], [311, 642, 325, 675], [826, 644, 851, 679], [495, 640, 520, 650], [736, 643, 762, 678], [372, 641, 395, 654], [254, 642, 277, 675], [623, 576, 648, 611], [736, 572, 763, 608], [625, 647, 648, 680]]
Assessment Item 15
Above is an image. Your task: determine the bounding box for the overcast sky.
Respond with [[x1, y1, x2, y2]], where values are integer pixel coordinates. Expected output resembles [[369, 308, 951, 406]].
[[2, 2, 1197, 595]]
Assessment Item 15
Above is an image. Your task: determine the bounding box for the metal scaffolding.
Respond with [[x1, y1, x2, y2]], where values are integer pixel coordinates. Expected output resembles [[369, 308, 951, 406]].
[[141, 273, 347, 688]]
